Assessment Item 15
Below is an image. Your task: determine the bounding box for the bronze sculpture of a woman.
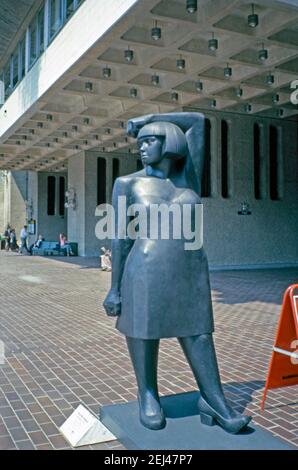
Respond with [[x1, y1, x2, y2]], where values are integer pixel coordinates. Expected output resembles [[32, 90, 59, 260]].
[[103, 112, 251, 433]]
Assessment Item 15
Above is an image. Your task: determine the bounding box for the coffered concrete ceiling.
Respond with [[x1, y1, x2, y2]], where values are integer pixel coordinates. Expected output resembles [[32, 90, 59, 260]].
[[0, 0, 36, 65], [0, 0, 298, 172]]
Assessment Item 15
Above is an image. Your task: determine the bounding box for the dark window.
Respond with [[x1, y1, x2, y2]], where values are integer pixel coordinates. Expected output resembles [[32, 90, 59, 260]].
[[112, 158, 120, 188], [20, 37, 26, 78], [29, 18, 37, 67], [136, 159, 143, 171], [201, 118, 211, 197], [221, 120, 229, 198], [97, 158, 106, 205], [4, 62, 11, 99], [269, 125, 280, 200], [59, 176, 65, 216], [12, 50, 19, 88], [38, 7, 45, 55], [47, 176, 56, 215], [254, 124, 261, 200], [50, 0, 63, 40], [66, 0, 76, 19]]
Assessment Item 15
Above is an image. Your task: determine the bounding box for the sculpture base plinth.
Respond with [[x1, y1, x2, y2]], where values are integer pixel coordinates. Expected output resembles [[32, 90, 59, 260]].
[[100, 391, 293, 450]]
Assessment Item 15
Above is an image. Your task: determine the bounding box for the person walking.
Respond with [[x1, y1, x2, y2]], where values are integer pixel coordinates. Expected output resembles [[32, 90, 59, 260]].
[[19, 225, 30, 254]]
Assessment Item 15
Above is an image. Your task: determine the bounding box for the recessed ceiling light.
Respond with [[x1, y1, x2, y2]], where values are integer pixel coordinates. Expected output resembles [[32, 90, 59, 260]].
[[103, 66, 111, 78], [266, 73, 274, 85], [124, 47, 134, 62], [130, 88, 137, 98], [151, 20, 161, 41], [248, 3, 258, 28], [224, 63, 232, 78], [236, 86, 243, 98], [208, 33, 218, 51], [272, 93, 279, 104], [176, 56, 185, 70], [151, 74, 160, 86], [85, 82, 93, 92], [186, 0, 197, 14], [195, 78, 203, 92], [258, 44, 268, 61]]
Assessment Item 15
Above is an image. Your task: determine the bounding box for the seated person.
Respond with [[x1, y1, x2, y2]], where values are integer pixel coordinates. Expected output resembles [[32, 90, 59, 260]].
[[59, 233, 73, 256], [100, 247, 112, 271], [29, 234, 44, 254]]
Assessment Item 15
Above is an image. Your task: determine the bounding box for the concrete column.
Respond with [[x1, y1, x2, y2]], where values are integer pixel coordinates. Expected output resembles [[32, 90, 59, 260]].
[[67, 151, 86, 256]]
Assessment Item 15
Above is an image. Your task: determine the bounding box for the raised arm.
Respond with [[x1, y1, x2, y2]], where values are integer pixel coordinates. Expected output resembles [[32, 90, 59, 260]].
[[103, 177, 133, 316], [127, 112, 205, 195]]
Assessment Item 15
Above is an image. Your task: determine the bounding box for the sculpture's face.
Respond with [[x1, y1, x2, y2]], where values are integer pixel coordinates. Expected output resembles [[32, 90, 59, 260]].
[[138, 136, 164, 166]]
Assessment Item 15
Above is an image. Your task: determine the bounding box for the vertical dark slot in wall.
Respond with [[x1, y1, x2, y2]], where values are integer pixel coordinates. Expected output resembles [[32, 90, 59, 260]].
[[221, 120, 229, 198], [97, 157, 106, 205], [254, 123, 261, 200], [112, 158, 120, 188], [47, 176, 56, 215], [59, 176, 65, 216], [269, 125, 279, 200], [201, 118, 211, 197]]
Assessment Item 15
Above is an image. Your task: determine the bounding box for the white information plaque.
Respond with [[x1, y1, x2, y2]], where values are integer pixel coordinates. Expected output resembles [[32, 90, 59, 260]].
[[59, 404, 116, 447]]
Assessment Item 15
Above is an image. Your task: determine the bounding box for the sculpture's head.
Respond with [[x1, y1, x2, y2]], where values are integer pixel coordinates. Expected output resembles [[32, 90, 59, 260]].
[[137, 122, 187, 166]]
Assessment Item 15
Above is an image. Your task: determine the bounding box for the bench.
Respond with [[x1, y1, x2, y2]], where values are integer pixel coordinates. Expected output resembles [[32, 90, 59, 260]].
[[32, 242, 78, 256]]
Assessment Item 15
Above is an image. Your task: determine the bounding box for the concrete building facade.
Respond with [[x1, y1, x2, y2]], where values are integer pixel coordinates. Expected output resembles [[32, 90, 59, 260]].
[[0, 0, 297, 266]]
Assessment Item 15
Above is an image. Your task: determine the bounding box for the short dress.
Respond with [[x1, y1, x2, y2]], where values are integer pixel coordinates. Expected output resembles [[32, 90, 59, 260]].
[[116, 178, 214, 339]]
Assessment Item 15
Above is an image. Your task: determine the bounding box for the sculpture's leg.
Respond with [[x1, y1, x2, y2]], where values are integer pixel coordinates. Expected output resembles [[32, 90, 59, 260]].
[[126, 336, 166, 430], [179, 334, 251, 433]]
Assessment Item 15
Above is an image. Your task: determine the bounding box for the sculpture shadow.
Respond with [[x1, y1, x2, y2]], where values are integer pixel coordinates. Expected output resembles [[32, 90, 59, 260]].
[[209, 268, 298, 306], [161, 379, 264, 432], [42, 256, 101, 270]]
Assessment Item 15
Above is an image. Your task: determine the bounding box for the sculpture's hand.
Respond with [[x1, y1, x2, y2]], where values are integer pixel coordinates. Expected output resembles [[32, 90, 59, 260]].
[[103, 289, 121, 317], [127, 114, 153, 137]]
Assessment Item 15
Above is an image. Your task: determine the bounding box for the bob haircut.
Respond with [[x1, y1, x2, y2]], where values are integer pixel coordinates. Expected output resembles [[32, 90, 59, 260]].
[[137, 122, 187, 160]]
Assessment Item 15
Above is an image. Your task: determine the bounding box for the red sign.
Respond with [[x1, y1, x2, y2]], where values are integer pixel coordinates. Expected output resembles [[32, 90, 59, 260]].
[[261, 285, 298, 410]]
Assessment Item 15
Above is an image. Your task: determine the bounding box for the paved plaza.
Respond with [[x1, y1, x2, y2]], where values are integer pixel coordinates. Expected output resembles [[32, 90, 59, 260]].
[[0, 252, 297, 450]]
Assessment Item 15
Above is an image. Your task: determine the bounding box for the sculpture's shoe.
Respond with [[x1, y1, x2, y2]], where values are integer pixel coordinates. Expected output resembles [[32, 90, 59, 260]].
[[138, 394, 166, 430], [198, 396, 252, 434]]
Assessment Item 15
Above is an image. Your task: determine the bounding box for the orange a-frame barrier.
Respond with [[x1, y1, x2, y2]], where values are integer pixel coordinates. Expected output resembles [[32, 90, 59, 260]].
[[261, 284, 298, 410]]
